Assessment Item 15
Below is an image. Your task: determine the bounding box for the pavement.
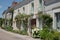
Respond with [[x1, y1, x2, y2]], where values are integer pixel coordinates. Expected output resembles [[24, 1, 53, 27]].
[[0, 28, 40, 40]]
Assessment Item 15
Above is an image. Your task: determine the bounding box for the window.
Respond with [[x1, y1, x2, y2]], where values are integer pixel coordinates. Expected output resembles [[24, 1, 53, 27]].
[[23, 7, 25, 11], [31, 3, 34, 8], [31, 2, 34, 10], [56, 13, 60, 29], [18, 9, 19, 12]]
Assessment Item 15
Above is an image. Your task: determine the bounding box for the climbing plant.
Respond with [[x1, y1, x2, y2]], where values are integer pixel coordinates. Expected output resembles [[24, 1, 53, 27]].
[[38, 12, 53, 29], [15, 13, 30, 30], [9, 8, 14, 26]]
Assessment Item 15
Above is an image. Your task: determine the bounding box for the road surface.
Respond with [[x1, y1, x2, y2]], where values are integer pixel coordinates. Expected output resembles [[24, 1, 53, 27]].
[[0, 29, 40, 40]]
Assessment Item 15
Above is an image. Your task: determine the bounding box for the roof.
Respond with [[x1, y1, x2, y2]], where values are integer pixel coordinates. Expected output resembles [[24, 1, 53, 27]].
[[2, 1, 17, 15], [10, 1, 18, 8], [14, 0, 60, 9], [44, 0, 60, 6], [14, 0, 33, 10], [2, 9, 9, 15]]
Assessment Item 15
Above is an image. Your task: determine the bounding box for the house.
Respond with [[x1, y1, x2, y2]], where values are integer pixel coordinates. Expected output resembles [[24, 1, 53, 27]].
[[12, 0, 60, 35], [2, 0, 60, 35], [12, 0, 44, 35], [2, 1, 17, 27], [44, 0, 60, 31], [2, 10, 8, 27]]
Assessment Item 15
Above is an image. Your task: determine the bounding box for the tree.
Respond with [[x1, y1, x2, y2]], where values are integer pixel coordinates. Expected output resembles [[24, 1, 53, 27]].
[[0, 18, 3, 27], [9, 8, 14, 13]]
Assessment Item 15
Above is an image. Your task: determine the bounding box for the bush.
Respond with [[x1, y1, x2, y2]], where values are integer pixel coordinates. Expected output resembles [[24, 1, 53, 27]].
[[40, 27, 60, 40], [4, 25, 13, 31], [40, 28, 49, 40], [20, 30, 27, 35], [32, 28, 40, 38], [52, 30, 60, 40], [12, 30, 20, 33], [12, 30, 27, 35], [40, 30, 54, 40]]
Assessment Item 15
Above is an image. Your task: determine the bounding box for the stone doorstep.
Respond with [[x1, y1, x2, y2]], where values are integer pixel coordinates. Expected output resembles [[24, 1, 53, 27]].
[[0, 29, 40, 40]]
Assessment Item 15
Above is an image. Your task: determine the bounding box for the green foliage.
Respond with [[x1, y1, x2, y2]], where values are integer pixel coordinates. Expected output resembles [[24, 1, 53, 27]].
[[40, 26, 60, 40], [20, 30, 28, 35], [9, 8, 13, 12], [41, 14, 53, 27], [4, 25, 13, 31], [12, 30, 27, 35], [12, 30, 20, 33], [52, 30, 60, 40], [23, 20, 28, 31], [32, 25, 60, 40], [31, 13, 53, 39], [15, 13, 29, 31], [15, 13, 29, 21], [0, 18, 3, 27], [40, 25, 50, 40], [38, 13, 53, 29]]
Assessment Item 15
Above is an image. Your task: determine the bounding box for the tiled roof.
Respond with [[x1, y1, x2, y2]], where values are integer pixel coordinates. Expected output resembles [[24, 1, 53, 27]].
[[2, 8, 11, 15], [2, 2, 17, 15], [2, 9, 9, 15], [14, 0, 33, 10], [44, 0, 60, 6], [10, 2, 18, 9]]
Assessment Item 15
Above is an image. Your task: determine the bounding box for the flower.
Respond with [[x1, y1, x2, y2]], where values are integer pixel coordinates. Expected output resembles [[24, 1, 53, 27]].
[[32, 28, 40, 38], [32, 28, 40, 34]]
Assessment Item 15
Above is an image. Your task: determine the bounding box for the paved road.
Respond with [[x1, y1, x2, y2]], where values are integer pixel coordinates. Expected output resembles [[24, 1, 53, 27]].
[[0, 29, 40, 40]]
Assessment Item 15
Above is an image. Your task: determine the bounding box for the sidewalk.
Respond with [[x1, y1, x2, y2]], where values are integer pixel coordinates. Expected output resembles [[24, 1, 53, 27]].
[[0, 29, 40, 40]]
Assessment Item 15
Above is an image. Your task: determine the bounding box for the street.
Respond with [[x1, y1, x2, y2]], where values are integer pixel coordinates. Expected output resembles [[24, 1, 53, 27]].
[[0, 29, 40, 40]]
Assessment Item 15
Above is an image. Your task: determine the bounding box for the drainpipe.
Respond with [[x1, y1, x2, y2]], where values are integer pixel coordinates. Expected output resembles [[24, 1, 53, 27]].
[[41, 0, 45, 29], [42, 0, 45, 14]]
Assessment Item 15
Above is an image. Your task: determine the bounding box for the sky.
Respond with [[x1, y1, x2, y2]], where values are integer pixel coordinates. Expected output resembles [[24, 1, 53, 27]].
[[0, 0, 22, 18]]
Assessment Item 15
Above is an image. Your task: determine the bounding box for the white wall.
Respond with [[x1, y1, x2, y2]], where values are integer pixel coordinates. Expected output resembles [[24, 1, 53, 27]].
[[13, 0, 43, 20], [45, 2, 60, 29], [13, 1, 34, 20], [34, 0, 42, 14], [6, 13, 12, 19], [13, 0, 43, 30]]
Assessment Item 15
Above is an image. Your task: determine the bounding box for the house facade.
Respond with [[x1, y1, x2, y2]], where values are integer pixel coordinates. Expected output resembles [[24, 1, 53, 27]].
[[2, 2, 17, 27], [2, 0, 60, 35], [2, 8, 12, 27], [12, 0, 44, 35], [44, 0, 60, 31], [12, 0, 43, 29], [12, 0, 60, 34], [2, 10, 8, 27]]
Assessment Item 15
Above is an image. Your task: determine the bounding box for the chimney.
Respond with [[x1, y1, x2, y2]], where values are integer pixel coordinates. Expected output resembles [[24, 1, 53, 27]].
[[11, 1, 17, 7]]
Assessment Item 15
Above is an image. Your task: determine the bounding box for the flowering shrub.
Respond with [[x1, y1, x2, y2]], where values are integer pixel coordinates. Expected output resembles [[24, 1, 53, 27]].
[[32, 28, 40, 38]]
